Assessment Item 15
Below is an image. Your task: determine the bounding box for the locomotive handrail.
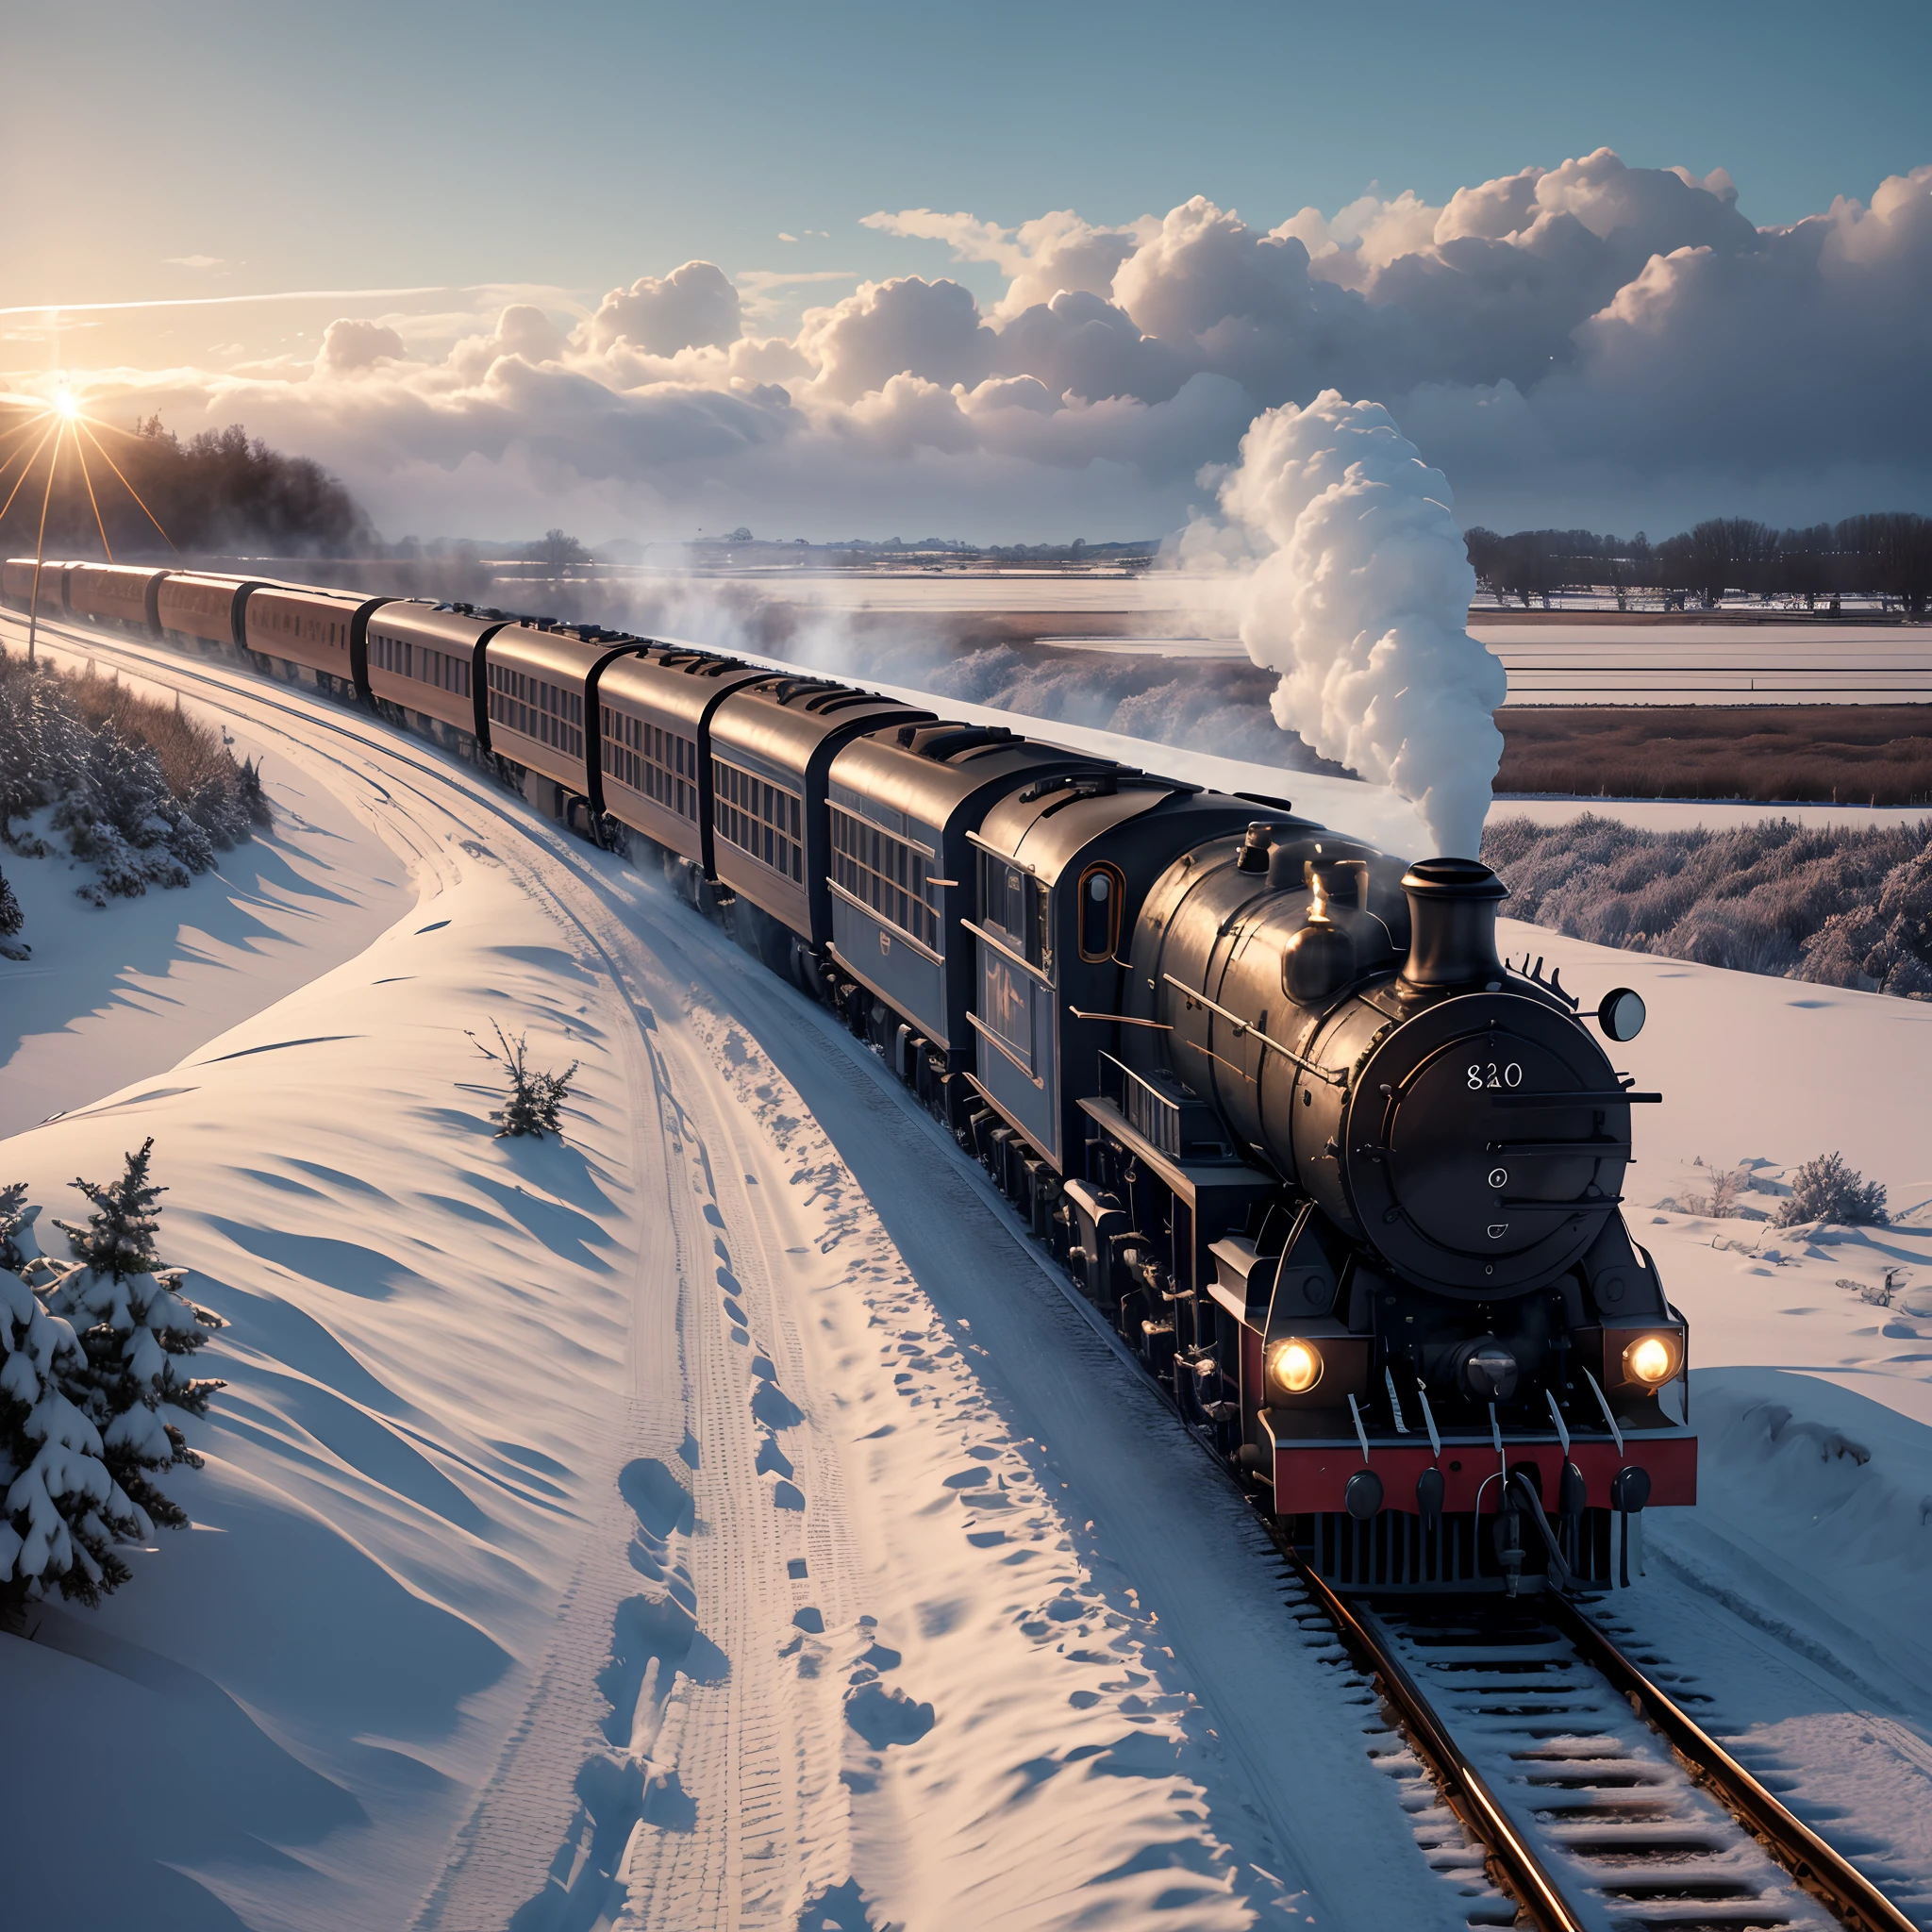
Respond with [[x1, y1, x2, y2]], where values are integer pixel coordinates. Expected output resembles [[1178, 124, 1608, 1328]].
[[961, 918, 1055, 988], [1489, 1089, 1662, 1108], [1486, 1134, 1624, 1152], [1159, 974, 1346, 1086]]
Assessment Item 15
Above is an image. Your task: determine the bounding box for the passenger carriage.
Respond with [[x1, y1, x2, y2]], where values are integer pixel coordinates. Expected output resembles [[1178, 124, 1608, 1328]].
[[703, 675, 931, 965], [66, 564, 170, 634], [158, 572, 273, 654], [821, 720, 1102, 1103], [244, 584, 391, 696], [1, 557, 88, 615], [363, 602, 514, 748], [594, 646, 770, 874]]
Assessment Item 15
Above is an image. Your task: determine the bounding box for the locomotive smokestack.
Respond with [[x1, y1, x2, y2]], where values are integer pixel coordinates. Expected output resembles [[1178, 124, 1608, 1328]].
[[1398, 857, 1507, 991]]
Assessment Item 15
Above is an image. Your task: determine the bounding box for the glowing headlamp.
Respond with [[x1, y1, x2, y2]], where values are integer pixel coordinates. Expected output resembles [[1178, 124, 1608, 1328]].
[[1622, 1333, 1680, 1386], [1267, 1338, 1323, 1395]]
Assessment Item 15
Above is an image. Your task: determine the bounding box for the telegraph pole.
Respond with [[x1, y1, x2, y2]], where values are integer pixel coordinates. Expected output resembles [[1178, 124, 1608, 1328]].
[[25, 409, 65, 667]]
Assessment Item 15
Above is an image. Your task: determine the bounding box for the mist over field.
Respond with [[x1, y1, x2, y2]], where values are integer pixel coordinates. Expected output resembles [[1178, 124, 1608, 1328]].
[[14, 149, 1930, 544]]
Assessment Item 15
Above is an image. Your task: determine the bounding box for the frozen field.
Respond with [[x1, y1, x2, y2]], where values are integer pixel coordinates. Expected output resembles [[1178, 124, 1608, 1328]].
[[1036, 624, 1932, 706], [3, 608, 1931, 1929], [604, 570, 1932, 705]]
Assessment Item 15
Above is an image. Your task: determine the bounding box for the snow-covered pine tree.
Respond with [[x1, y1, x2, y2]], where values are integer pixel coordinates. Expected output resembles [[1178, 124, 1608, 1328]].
[[44, 1140, 225, 1539], [468, 1021, 580, 1138], [0, 1184, 142, 1618], [0, 860, 24, 960]]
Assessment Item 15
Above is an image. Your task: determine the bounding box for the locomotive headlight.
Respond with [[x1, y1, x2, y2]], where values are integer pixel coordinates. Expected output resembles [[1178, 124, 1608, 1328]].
[[1623, 1333, 1680, 1386], [1267, 1339, 1323, 1396]]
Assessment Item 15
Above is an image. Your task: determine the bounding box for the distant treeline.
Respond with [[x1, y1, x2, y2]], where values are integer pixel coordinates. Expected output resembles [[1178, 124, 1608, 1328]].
[[1465, 514, 1932, 611], [0, 414, 373, 559]]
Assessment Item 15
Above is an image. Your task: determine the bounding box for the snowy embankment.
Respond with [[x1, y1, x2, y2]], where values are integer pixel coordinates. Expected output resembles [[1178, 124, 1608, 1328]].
[[1491, 916, 1932, 1923], [0, 685, 411, 1140], [6, 607, 1932, 1926]]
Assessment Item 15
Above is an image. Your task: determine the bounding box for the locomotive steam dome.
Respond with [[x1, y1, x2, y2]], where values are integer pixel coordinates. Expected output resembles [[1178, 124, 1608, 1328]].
[[1137, 836, 1635, 1300]]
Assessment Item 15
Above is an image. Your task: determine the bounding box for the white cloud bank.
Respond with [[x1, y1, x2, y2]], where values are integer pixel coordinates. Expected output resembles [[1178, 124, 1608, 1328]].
[[31, 147, 1932, 541]]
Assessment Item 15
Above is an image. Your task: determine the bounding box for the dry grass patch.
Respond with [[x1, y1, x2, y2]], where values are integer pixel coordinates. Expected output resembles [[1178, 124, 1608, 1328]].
[[1496, 706, 1932, 807]]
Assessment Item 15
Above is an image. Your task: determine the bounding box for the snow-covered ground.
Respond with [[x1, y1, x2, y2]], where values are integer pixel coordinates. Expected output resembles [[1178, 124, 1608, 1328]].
[[5, 608, 1932, 1929], [0, 650, 412, 1139]]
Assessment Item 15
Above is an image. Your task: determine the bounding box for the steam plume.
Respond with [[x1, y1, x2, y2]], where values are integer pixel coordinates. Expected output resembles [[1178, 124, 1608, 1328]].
[[1219, 391, 1506, 858]]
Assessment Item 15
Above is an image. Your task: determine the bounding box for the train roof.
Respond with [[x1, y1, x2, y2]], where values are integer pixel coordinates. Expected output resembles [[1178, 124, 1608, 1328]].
[[370, 603, 521, 651], [482, 622, 617, 684], [709, 674, 932, 775], [974, 772, 1291, 886], [69, 562, 168, 585], [598, 645, 770, 730], [829, 719, 1106, 827], [254, 582, 391, 611]]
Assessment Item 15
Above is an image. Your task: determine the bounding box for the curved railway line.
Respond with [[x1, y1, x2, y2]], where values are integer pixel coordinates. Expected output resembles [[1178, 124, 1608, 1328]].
[[8, 607, 1927, 1932]]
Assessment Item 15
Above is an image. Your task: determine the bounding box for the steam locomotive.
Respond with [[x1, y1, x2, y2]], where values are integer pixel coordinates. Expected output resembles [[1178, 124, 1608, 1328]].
[[5, 555, 1694, 1592]]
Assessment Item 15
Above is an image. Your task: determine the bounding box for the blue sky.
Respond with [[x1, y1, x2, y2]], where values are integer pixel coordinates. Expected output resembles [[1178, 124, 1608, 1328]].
[[7, 0, 1925, 310], [5, 0, 1926, 542]]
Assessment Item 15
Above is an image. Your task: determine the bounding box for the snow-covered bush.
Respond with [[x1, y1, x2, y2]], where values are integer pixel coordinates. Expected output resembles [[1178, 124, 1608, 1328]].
[[1773, 1152, 1890, 1228], [469, 1022, 580, 1139], [0, 1184, 144, 1615], [1674, 1164, 1746, 1218], [0, 651, 268, 921], [1483, 813, 1932, 999], [42, 1140, 225, 1546]]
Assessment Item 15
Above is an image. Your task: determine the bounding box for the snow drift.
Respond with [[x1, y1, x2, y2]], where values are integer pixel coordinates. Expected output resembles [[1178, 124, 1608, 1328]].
[[1218, 391, 1507, 858]]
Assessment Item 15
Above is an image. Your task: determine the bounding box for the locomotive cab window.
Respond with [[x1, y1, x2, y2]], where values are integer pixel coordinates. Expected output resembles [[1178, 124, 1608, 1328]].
[[1076, 863, 1124, 962]]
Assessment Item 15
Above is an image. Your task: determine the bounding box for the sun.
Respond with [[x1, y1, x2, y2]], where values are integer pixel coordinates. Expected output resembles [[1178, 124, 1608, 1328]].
[[55, 388, 78, 418]]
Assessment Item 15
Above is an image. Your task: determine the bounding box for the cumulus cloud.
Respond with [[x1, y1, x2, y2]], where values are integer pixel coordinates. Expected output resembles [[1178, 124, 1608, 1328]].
[[581, 260, 742, 356], [864, 207, 1153, 318], [41, 148, 1931, 541], [316, 318, 407, 374], [1220, 392, 1505, 858]]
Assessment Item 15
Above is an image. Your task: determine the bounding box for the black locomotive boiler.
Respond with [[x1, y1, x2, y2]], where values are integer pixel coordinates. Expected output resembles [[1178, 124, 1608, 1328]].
[[7, 556, 1693, 1593]]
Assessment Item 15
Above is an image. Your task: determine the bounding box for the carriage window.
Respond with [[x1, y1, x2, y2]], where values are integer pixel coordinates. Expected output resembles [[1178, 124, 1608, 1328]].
[[978, 852, 1050, 969], [711, 756, 802, 879], [830, 808, 941, 954], [487, 665, 582, 758], [1077, 863, 1122, 962], [600, 707, 697, 821]]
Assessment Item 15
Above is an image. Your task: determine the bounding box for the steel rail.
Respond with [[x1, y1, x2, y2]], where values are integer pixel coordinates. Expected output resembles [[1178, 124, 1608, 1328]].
[[1544, 1592, 1921, 1932], [1271, 1520, 1921, 1932], [1269, 1539, 1589, 1932]]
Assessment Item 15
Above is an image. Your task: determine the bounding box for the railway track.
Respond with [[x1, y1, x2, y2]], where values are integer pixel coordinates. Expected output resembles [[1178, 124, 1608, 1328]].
[[1285, 1555, 1921, 1932]]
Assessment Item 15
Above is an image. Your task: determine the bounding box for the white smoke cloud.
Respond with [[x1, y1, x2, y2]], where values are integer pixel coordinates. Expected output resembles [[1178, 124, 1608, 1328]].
[[27, 150, 1930, 541], [1219, 391, 1506, 859]]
